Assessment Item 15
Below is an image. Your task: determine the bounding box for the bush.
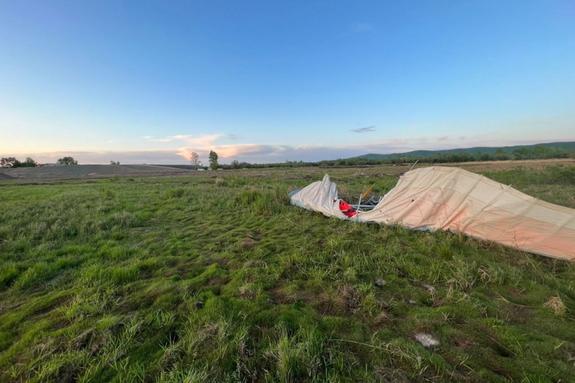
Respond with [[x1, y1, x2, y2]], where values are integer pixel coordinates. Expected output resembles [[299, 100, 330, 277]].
[[57, 156, 78, 166], [1, 157, 37, 168]]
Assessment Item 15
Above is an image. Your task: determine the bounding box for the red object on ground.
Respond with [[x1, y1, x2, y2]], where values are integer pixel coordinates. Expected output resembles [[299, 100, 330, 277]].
[[339, 200, 357, 218]]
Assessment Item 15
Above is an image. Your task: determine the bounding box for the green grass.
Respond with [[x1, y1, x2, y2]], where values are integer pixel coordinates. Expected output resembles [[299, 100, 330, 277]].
[[0, 165, 574, 382]]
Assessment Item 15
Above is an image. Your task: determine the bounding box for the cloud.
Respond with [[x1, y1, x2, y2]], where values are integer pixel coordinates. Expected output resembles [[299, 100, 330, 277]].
[[141, 134, 284, 161], [351, 126, 376, 133], [146, 134, 278, 160], [144, 134, 223, 146], [176, 144, 282, 161]]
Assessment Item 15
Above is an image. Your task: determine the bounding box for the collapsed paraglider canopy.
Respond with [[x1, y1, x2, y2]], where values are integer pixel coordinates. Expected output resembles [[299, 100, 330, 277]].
[[289, 167, 575, 261]]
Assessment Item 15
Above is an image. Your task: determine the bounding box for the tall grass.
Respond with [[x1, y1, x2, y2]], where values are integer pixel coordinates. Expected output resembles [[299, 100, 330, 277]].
[[0, 165, 574, 381]]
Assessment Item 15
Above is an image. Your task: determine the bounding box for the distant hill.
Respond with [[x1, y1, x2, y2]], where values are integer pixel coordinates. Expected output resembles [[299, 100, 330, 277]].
[[350, 141, 575, 161]]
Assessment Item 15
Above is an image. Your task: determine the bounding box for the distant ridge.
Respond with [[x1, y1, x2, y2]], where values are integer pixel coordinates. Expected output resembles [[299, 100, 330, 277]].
[[350, 141, 575, 161]]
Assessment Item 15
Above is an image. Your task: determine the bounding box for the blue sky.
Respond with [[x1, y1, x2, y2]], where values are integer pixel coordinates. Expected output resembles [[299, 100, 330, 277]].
[[1, 0, 574, 163]]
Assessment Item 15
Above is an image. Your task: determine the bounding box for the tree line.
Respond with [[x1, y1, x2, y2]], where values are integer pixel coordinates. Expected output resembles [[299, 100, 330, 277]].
[[203, 145, 575, 170], [0, 156, 78, 168], [320, 146, 573, 167]]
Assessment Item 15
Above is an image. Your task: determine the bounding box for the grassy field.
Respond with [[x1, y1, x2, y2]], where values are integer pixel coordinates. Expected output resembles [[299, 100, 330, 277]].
[[0, 163, 574, 382], [0, 165, 191, 183]]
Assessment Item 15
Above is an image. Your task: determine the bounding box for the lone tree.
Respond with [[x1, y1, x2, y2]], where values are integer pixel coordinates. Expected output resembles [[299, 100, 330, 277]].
[[208, 150, 219, 170], [189, 152, 200, 168], [22, 157, 37, 167], [57, 156, 78, 166]]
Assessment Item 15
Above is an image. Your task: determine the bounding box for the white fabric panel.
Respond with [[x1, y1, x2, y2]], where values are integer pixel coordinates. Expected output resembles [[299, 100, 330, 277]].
[[289, 174, 346, 219]]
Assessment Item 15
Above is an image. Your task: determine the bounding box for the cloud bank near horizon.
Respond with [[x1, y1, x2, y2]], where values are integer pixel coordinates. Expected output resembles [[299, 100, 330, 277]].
[[2, 134, 572, 165]]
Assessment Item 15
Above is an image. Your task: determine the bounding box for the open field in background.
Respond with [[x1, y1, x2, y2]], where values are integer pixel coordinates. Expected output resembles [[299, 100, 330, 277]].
[[0, 164, 191, 182], [0, 160, 574, 382], [1, 158, 574, 184]]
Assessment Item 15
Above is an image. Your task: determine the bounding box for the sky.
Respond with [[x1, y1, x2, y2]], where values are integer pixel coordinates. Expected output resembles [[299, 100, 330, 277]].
[[1, 0, 574, 164]]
